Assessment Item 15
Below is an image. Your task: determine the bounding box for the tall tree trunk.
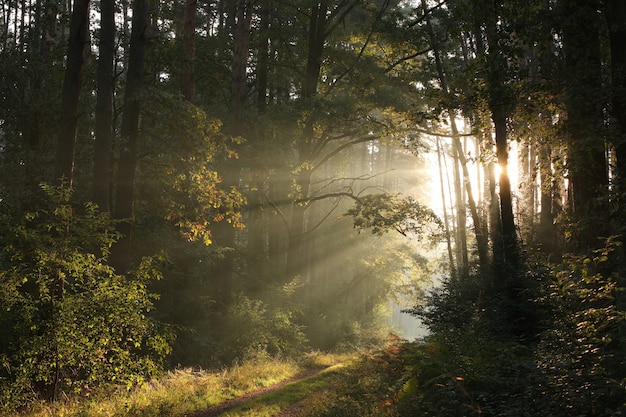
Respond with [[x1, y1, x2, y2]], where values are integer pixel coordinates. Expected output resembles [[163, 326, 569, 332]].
[[110, 0, 150, 274], [180, 0, 196, 102], [423, 0, 489, 269], [482, 3, 518, 273], [538, 138, 557, 255], [245, 0, 272, 285], [54, 0, 90, 186], [518, 139, 534, 242], [256, 0, 270, 113], [286, 1, 327, 279], [491, 106, 518, 269], [93, 0, 114, 210], [451, 135, 469, 277], [606, 0, 626, 219], [604, 0, 626, 315], [212, 0, 252, 307], [562, 0, 608, 251], [437, 137, 457, 280]]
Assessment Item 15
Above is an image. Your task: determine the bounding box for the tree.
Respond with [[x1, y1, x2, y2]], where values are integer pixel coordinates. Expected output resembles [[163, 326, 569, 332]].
[[560, 0, 608, 251], [93, 0, 116, 211], [54, 0, 91, 186], [110, 0, 151, 274]]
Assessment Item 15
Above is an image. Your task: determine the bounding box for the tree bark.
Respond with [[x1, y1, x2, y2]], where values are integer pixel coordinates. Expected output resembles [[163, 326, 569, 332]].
[[451, 134, 469, 277]]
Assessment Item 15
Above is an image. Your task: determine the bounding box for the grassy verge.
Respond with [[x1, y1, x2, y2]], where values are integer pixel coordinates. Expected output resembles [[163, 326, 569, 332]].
[[5, 352, 348, 417], [221, 363, 348, 417]]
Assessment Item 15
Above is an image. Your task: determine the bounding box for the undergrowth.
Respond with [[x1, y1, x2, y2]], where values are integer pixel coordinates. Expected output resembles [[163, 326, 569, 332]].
[[1, 354, 340, 417]]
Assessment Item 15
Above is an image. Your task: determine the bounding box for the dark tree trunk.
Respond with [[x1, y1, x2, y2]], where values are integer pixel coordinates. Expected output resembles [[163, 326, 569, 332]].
[[451, 135, 469, 277], [54, 0, 90, 186], [181, 0, 196, 102], [256, 0, 270, 112], [492, 107, 518, 269], [538, 140, 557, 256], [606, 0, 626, 216], [211, 0, 252, 307], [285, 1, 327, 279], [482, 1, 519, 273], [93, 0, 115, 211], [561, 0, 608, 251], [110, 0, 150, 274]]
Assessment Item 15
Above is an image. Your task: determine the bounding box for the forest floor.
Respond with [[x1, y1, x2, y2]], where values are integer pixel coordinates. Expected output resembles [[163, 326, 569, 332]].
[[187, 363, 347, 417]]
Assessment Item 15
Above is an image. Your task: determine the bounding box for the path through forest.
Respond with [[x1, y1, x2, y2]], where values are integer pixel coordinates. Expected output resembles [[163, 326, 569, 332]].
[[188, 363, 344, 417]]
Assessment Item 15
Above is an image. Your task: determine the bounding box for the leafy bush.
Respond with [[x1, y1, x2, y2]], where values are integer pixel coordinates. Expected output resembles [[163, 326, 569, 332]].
[[0, 186, 171, 410], [395, 240, 626, 417], [218, 293, 307, 362], [535, 238, 626, 416]]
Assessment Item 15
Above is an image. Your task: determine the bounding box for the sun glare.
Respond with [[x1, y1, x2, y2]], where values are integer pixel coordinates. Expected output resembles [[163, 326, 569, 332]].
[[424, 134, 521, 222]]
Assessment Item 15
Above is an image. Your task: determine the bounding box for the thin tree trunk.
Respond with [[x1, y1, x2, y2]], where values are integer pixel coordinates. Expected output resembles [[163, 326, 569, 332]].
[[606, 0, 626, 218], [181, 0, 196, 102], [437, 137, 457, 280], [256, 0, 270, 112], [93, 0, 114, 210], [212, 0, 252, 307]]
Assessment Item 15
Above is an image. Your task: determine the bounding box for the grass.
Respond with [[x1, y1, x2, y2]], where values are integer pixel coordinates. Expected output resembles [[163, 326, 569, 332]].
[[4, 352, 350, 417], [221, 363, 348, 417]]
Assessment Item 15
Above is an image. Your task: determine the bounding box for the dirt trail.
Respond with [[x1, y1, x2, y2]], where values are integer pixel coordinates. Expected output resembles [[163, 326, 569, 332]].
[[186, 366, 328, 417]]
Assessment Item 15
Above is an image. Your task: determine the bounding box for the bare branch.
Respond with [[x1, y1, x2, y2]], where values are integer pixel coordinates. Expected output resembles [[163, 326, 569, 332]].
[[406, 0, 447, 29], [384, 46, 433, 73], [313, 136, 375, 171]]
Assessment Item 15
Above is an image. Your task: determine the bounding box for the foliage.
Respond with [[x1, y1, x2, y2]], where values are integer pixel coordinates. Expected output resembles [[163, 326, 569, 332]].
[[139, 90, 246, 246], [535, 237, 626, 416], [347, 193, 442, 238], [303, 335, 406, 417], [217, 293, 308, 363], [0, 186, 171, 410], [394, 239, 626, 416], [5, 355, 306, 417]]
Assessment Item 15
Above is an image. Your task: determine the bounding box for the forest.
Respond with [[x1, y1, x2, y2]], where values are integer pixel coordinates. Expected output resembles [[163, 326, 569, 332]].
[[1, 0, 625, 415]]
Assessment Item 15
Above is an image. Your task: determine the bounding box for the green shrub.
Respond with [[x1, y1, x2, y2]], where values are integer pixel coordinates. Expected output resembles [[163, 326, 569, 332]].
[[0, 186, 171, 410], [218, 293, 307, 362], [535, 238, 626, 416]]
